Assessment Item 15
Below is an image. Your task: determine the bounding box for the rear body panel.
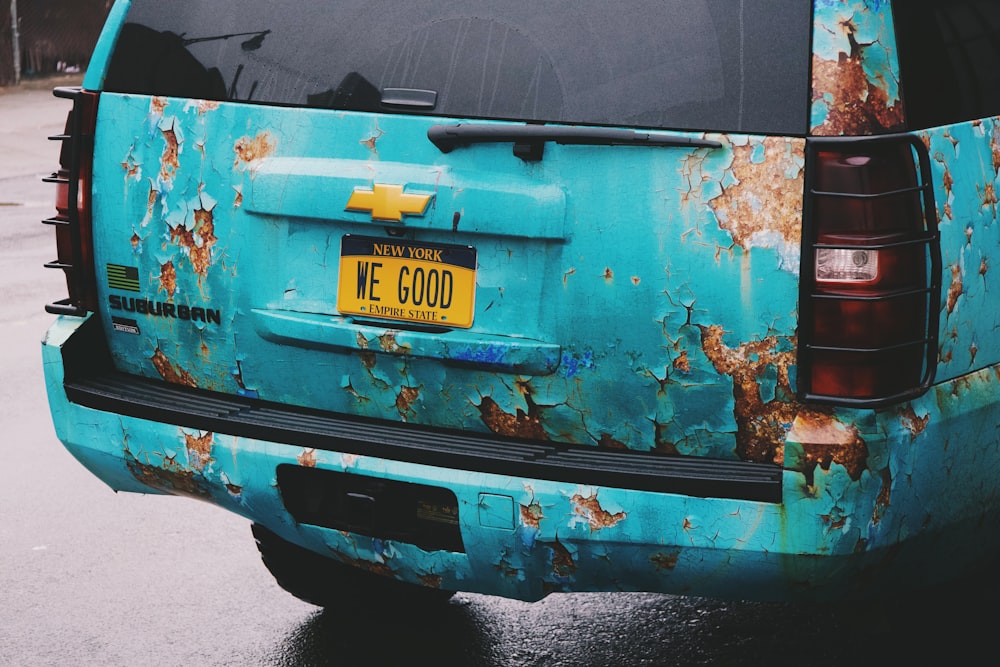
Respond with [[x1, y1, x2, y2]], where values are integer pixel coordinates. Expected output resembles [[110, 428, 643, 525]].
[[41, 0, 1000, 602], [92, 92, 806, 462]]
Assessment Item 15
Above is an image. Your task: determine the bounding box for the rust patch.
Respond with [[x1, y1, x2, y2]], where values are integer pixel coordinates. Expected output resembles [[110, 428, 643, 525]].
[[395, 385, 420, 417], [650, 551, 680, 572], [946, 263, 963, 314], [122, 152, 140, 180], [418, 573, 443, 589], [678, 150, 711, 209], [992, 127, 1000, 176], [151, 348, 197, 387], [708, 138, 804, 251], [169, 205, 217, 280], [130, 232, 141, 251], [146, 183, 159, 216], [158, 260, 176, 298], [361, 126, 384, 152], [898, 405, 929, 441], [872, 468, 891, 526], [520, 500, 544, 529], [196, 100, 220, 114], [298, 448, 317, 467], [495, 553, 521, 578], [539, 539, 577, 577], [378, 332, 409, 354], [159, 122, 180, 182], [562, 267, 576, 285], [151, 97, 167, 116], [603, 267, 614, 282], [342, 378, 370, 403], [821, 510, 847, 530], [811, 26, 905, 136], [359, 349, 377, 371], [699, 325, 868, 480], [184, 431, 214, 472], [980, 182, 999, 217], [698, 325, 794, 465], [234, 132, 275, 166], [673, 350, 691, 373], [233, 187, 243, 208], [571, 493, 626, 531], [125, 448, 211, 498], [787, 412, 868, 483], [477, 395, 548, 440], [652, 421, 681, 456]]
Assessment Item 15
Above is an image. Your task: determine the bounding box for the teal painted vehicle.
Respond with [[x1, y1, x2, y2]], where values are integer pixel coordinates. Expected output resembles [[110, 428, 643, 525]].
[[41, 0, 1000, 605]]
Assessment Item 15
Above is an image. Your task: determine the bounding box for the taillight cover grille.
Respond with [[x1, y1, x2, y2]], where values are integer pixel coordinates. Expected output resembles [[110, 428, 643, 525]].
[[43, 87, 99, 316], [799, 135, 941, 407]]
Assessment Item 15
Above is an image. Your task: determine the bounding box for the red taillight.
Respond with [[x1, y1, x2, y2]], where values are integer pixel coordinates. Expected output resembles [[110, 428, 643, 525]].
[[800, 136, 941, 406], [43, 87, 99, 316]]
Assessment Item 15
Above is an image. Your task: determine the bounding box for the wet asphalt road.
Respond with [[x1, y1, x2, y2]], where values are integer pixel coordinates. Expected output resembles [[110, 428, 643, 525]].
[[2, 79, 998, 667]]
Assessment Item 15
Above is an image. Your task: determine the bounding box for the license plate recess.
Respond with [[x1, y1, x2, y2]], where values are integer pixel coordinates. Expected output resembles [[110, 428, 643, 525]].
[[337, 235, 477, 328]]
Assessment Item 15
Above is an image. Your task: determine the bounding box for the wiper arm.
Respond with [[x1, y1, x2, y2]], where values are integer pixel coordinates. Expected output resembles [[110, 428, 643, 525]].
[[428, 123, 721, 161]]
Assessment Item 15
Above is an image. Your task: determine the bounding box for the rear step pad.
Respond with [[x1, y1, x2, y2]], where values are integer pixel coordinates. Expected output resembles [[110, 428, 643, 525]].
[[65, 372, 783, 503]]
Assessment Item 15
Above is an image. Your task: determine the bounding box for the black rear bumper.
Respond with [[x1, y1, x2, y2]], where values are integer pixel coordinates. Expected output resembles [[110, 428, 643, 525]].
[[59, 318, 783, 503]]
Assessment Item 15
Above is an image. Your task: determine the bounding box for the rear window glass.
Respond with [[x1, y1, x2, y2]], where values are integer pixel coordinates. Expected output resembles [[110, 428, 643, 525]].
[[893, 0, 1000, 129], [104, 0, 811, 135]]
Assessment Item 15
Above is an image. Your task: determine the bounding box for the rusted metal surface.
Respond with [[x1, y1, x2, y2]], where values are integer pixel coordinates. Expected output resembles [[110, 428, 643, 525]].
[[811, 0, 905, 136], [40, 0, 1000, 603], [90, 93, 813, 462], [71, 89, 913, 600], [923, 120, 1000, 374]]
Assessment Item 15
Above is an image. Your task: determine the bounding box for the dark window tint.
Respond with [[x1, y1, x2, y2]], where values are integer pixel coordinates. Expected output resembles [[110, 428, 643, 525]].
[[104, 0, 811, 134], [894, 0, 1000, 128]]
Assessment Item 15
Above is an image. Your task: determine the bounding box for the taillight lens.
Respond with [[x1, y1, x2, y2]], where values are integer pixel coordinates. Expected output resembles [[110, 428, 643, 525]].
[[43, 87, 99, 316], [799, 136, 941, 406]]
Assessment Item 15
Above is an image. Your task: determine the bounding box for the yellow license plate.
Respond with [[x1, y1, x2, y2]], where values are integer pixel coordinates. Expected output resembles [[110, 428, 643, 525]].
[[337, 235, 477, 328]]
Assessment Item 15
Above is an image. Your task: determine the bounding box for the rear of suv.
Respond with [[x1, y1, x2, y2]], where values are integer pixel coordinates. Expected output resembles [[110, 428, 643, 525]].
[[41, 0, 1000, 605]]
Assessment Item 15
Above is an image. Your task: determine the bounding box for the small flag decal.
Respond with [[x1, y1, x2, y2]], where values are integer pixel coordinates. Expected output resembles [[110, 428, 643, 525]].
[[106, 264, 140, 292]]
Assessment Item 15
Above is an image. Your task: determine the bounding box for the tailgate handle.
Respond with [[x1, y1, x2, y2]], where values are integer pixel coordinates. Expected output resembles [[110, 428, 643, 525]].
[[252, 309, 562, 375]]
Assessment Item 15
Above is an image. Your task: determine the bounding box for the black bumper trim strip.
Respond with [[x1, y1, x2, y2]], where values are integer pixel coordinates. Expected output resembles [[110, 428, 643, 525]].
[[63, 372, 783, 503]]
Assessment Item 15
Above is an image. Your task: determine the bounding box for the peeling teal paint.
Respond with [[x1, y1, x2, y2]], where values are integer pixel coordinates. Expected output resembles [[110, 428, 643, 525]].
[[44, 317, 1000, 601], [44, 307, 1000, 600], [41, 0, 1000, 604], [922, 120, 1000, 374], [90, 95, 806, 461], [811, 0, 904, 135]]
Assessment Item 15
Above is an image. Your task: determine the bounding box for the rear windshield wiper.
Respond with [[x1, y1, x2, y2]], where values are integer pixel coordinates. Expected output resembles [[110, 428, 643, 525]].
[[428, 123, 721, 161]]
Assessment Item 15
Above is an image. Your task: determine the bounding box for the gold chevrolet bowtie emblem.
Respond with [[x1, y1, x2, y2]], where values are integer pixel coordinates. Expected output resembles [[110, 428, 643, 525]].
[[345, 184, 432, 222]]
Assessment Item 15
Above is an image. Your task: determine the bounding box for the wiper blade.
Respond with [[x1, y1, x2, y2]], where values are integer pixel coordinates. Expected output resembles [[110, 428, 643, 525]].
[[428, 123, 721, 161]]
